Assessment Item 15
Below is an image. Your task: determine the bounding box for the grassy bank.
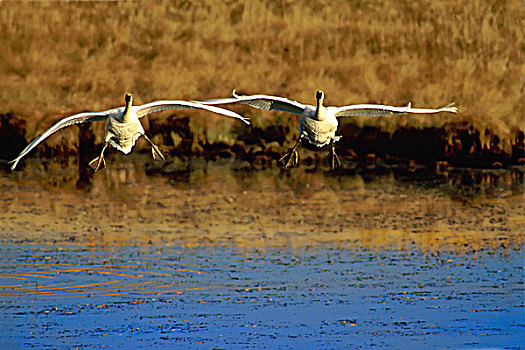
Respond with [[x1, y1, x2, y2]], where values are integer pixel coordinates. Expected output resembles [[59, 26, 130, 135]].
[[0, 0, 523, 155]]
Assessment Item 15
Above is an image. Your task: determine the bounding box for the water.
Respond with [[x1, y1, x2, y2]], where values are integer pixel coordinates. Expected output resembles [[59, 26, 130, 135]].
[[0, 156, 523, 348], [0, 245, 523, 349]]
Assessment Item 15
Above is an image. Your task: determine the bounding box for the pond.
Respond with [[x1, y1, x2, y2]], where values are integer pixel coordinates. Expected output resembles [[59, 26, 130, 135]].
[[0, 156, 523, 349]]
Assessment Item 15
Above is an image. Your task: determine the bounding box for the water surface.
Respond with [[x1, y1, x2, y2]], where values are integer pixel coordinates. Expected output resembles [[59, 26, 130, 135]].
[[0, 157, 523, 348], [1, 244, 523, 349]]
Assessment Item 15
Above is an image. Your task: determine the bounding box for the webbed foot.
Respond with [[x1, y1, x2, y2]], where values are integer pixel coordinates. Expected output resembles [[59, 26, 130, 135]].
[[279, 149, 299, 168], [327, 148, 341, 169], [89, 143, 108, 171], [151, 144, 167, 161], [144, 135, 167, 161], [89, 155, 106, 171], [327, 138, 342, 169], [278, 135, 303, 168]]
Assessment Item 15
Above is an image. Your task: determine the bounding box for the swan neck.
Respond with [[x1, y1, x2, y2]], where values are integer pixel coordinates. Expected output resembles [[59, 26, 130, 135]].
[[315, 97, 325, 120], [123, 100, 133, 122]]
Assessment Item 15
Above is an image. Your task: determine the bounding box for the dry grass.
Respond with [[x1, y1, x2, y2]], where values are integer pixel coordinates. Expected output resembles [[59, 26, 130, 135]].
[[0, 0, 523, 149]]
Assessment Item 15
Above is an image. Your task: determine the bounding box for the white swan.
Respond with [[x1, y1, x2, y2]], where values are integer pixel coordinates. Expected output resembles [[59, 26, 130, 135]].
[[9, 93, 249, 171], [201, 90, 458, 168]]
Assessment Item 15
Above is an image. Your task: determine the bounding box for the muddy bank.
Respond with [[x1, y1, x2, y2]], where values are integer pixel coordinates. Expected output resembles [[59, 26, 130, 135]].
[[1, 112, 523, 170]]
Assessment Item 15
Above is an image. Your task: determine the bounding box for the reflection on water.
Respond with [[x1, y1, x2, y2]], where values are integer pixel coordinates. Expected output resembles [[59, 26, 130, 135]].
[[0, 247, 204, 298], [1, 155, 523, 251], [0, 244, 522, 348], [10, 155, 524, 199]]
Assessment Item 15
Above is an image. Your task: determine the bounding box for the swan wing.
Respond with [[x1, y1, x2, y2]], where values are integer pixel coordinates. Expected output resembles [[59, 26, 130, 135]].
[[334, 102, 458, 118], [9, 110, 113, 170], [135, 100, 250, 124], [200, 90, 307, 115]]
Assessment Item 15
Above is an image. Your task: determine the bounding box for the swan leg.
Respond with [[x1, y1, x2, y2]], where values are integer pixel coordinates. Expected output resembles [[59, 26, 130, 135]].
[[143, 135, 166, 161], [327, 138, 341, 170], [89, 142, 108, 171], [279, 135, 303, 168]]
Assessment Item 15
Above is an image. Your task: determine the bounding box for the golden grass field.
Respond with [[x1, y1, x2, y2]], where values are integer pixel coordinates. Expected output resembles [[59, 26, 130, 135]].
[[0, 0, 523, 152]]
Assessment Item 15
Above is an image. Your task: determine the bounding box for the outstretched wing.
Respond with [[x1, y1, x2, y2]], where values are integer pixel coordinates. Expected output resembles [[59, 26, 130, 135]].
[[200, 90, 308, 116], [334, 102, 458, 118], [9, 110, 113, 170], [135, 100, 250, 124]]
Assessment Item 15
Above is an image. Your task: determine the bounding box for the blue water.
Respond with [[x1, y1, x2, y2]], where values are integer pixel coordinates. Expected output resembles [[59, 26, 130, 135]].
[[0, 244, 523, 349]]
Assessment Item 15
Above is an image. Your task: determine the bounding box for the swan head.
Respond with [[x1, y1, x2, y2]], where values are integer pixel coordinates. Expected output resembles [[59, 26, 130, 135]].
[[316, 90, 324, 101], [315, 90, 325, 106], [125, 93, 132, 105]]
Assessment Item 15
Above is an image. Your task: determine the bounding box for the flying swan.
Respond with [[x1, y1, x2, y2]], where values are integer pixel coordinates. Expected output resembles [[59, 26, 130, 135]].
[[9, 93, 249, 171], [201, 90, 458, 168]]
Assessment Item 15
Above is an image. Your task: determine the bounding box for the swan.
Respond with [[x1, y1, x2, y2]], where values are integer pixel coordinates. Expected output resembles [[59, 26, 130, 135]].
[[9, 93, 249, 171], [201, 90, 458, 168]]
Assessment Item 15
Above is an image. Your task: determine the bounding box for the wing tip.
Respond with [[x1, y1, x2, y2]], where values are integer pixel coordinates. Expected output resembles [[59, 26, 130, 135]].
[[441, 102, 458, 113], [8, 158, 19, 171]]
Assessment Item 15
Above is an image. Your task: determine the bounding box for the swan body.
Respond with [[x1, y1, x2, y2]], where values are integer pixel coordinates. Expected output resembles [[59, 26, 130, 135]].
[[9, 93, 249, 171], [202, 90, 458, 168]]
